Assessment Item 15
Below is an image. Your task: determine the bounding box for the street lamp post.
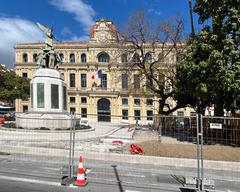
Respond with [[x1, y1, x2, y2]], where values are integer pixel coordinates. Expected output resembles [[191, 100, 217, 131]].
[[196, 97, 204, 191], [188, 1, 204, 191], [188, 0, 195, 38]]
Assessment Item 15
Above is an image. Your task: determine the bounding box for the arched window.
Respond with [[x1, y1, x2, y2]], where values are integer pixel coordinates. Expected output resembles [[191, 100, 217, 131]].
[[22, 53, 28, 63], [145, 53, 152, 63], [59, 53, 64, 62], [33, 53, 38, 63], [98, 52, 110, 62], [98, 98, 111, 122], [158, 52, 164, 61], [69, 53, 75, 63], [132, 53, 140, 63], [81, 53, 87, 63], [121, 54, 128, 63]]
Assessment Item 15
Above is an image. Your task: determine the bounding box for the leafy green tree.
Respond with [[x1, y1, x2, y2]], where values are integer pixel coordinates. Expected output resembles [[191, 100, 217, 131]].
[[175, 0, 240, 116], [0, 64, 30, 102]]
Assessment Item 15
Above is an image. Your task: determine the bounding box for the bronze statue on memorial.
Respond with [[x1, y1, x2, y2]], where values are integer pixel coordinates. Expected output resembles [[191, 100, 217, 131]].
[[36, 22, 61, 69]]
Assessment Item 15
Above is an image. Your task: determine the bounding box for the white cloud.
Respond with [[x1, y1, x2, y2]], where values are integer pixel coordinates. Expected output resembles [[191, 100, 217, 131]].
[[0, 17, 45, 69], [148, 8, 162, 16], [61, 26, 74, 36], [154, 11, 162, 16], [49, 0, 95, 33]]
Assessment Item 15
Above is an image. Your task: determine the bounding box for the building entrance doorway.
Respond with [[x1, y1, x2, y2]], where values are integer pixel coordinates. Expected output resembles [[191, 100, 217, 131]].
[[97, 98, 111, 122]]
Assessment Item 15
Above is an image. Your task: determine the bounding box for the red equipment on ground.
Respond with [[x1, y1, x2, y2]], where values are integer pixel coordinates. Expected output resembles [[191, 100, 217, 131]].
[[0, 116, 5, 125], [112, 140, 124, 145], [130, 143, 144, 155]]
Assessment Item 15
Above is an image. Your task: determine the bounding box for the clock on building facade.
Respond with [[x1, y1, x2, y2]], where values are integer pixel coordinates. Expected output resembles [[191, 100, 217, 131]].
[[90, 19, 118, 43]]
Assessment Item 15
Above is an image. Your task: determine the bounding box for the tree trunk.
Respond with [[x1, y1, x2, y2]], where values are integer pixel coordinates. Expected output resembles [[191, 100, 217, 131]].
[[155, 98, 167, 142], [158, 98, 166, 115], [214, 93, 224, 116]]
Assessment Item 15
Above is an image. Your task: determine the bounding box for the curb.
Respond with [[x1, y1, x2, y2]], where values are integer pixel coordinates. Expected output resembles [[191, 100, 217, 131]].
[[2, 146, 240, 172], [0, 125, 96, 133]]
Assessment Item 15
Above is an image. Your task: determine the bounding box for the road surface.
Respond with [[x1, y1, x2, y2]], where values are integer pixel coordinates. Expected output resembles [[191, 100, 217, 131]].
[[0, 154, 239, 192]]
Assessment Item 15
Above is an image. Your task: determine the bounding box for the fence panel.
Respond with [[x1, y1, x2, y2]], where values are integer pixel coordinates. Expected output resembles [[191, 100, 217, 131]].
[[0, 113, 239, 191]]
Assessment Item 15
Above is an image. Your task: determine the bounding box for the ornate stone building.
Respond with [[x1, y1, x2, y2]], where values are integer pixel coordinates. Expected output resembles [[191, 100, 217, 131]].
[[14, 19, 194, 124]]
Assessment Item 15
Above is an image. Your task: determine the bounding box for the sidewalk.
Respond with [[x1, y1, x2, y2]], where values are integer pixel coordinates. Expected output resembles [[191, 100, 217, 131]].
[[1, 145, 240, 173], [0, 123, 136, 154], [0, 122, 134, 143], [1, 124, 239, 173], [105, 126, 135, 139]]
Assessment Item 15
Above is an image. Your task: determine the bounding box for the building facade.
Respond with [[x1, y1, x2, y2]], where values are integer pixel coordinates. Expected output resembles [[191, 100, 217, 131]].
[[14, 19, 195, 124]]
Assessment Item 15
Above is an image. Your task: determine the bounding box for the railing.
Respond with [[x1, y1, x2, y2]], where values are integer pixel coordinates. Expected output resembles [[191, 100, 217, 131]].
[[158, 115, 240, 146], [67, 87, 118, 92], [89, 87, 116, 92], [0, 113, 239, 191]]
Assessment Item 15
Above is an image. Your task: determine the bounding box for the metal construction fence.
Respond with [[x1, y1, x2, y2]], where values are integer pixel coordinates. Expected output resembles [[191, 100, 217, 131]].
[[156, 115, 240, 146], [1, 113, 240, 157], [0, 113, 240, 190]]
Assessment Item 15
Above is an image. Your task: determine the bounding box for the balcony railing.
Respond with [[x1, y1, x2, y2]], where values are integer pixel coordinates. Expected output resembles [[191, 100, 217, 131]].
[[89, 87, 117, 92], [67, 87, 119, 92]]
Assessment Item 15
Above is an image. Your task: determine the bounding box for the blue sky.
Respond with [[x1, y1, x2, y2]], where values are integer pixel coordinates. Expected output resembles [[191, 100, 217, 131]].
[[0, 0, 200, 68]]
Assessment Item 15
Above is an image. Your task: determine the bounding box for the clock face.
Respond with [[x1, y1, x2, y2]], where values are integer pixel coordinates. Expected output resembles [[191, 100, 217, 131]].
[[99, 32, 107, 42]]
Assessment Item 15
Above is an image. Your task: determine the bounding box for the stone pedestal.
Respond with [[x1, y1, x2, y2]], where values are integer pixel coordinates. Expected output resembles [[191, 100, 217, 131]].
[[16, 68, 71, 130], [30, 68, 67, 112]]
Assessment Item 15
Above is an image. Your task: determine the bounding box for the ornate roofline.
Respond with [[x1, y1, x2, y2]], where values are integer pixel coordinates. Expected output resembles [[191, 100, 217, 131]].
[[14, 41, 185, 50]]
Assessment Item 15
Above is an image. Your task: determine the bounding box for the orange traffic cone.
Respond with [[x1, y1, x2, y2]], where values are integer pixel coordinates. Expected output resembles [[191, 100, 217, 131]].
[[75, 155, 87, 186]]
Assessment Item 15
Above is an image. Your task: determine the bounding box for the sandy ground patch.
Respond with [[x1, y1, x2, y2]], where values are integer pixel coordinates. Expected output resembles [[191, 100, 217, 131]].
[[122, 129, 240, 162]]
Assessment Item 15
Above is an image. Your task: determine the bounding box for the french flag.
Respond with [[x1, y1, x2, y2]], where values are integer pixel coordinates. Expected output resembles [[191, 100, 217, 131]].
[[91, 70, 103, 80]]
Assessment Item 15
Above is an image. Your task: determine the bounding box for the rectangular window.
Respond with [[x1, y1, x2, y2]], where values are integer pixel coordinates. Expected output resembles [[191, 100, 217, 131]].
[[23, 105, 28, 112], [122, 74, 128, 89], [190, 112, 196, 117], [22, 72, 28, 78], [30, 84, 33, 108], [51, 84, 59, 109], [122, 98, 128, 105], [134, 74, 140, 89], [37, 83, 44, 108], [101, 74, 107, 88], [61, 73, 65, 80], [146, 99, 153, 105], [134, 99, 140, 105], [81, 97, 87, 104], [208, 110, 211, 116], [159, 75, 165, 85], [236, 99, 240, 109], [81, 108, 87, 118], [146, 78, 153, 88], [122, 109, 128, 120], [70, 73, 75, 87], [121, 54, 128, 63], [147, 110, 153, 120], [63, 86, 67, 110], [134, 110, 141, 120], [159, 75, 167, 91], [70, 97, 75, 103], [81, 74, 87, 88], [177, 111, 184, 122], [70, 107, 75, 114]]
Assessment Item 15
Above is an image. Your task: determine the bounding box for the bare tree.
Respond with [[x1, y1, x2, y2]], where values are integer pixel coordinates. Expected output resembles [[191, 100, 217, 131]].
[[117, 10, 186, 115]]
